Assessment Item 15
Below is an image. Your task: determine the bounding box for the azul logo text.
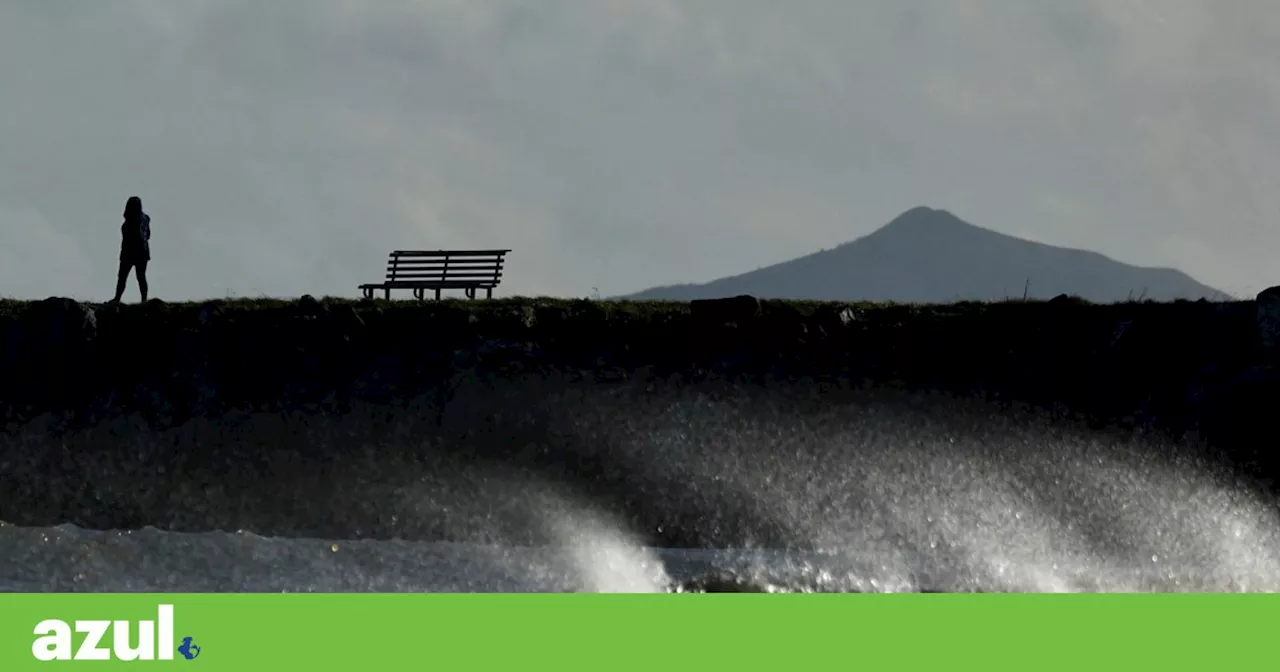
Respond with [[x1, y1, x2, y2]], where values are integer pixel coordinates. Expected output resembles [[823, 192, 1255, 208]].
[[31, 604, 201, 661]]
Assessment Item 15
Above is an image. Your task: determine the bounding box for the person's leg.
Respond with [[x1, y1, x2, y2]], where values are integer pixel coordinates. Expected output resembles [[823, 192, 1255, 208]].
[[135, 260, 149, 302], [112, 259, 132, 302]]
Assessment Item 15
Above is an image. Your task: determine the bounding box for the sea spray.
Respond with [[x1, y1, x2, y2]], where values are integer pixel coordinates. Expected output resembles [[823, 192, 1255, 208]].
[[4, 381, 1280, 592]]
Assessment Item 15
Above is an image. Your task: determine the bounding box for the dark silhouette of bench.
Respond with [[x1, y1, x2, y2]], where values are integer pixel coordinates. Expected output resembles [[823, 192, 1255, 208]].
[[359, 249, 510, 300]]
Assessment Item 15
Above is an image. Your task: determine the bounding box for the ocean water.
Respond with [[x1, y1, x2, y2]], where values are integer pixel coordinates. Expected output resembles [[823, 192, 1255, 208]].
[[3, 385, 1279, 593], [2, 520, 1279, 593]]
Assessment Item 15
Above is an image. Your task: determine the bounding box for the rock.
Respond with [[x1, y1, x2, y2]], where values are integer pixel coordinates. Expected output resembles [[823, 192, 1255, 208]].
[[1255, 286, 1280, 349], [756, 300, 810, 341], [759, 299, 806, 320], [298, 294, 321, 313], [690, 295, 762, 327], [18, 297, 97, 348], [1048, 293, 1090, 307], [568, 298, 607, 321], [296, 295, 325, 322], [811, 303, 856, 324]]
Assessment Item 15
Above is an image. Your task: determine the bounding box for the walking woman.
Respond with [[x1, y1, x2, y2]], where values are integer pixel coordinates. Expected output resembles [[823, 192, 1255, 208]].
[[110, 196, 151, 303]]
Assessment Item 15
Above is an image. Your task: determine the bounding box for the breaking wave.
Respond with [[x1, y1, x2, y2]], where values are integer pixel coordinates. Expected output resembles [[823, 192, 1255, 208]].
[[3, 381, 1279, 593]]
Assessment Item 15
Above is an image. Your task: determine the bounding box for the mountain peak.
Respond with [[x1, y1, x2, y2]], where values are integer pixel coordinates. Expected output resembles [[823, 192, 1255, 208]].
[[893, 205, 947, 221], [876, 206, 975, 234], [621, 207, 1229, 303]]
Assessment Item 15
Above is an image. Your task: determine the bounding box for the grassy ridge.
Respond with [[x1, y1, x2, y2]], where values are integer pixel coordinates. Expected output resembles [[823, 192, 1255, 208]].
[[1, 293, 1247, 328], [0, 294, 987, 320]]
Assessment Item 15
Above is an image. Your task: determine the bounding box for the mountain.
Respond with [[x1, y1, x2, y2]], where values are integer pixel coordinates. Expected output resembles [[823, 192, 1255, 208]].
[[620, 207, 1230, 303]]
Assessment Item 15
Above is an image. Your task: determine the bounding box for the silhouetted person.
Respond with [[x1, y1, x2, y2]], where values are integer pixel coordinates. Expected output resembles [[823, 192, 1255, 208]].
[[110, 196, 151, 303]]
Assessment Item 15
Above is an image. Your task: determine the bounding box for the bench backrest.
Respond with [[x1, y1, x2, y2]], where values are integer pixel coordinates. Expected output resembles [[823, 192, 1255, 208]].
[[385, 249, 510, 285]]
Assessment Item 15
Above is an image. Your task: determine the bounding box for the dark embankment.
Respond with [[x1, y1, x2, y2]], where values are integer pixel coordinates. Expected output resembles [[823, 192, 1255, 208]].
[[3, 291, 1280, 549]]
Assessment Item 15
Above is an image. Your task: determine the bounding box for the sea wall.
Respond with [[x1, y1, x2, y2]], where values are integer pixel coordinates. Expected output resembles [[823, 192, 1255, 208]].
[[2, 294, 1276, 437], [2, 292, 1279, 548]]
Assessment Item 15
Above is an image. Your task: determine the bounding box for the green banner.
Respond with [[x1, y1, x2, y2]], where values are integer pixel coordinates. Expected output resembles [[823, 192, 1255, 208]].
[[0, 594, 1274, 670]]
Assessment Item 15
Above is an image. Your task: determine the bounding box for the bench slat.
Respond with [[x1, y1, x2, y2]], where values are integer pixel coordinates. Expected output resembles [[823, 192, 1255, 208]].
[[387, 271, 501, 277], [389, 256, 505, 262], [382, 281, 500, 288], [390, 263, 502, 269], [386, 273, 503, 280], [388, 256, 505, 262], [386, 259, 505, 265], [386, 262, 504, 270], [389, 267, 502, 273], [361, 279, 501, 286], [386, 270, 503, 275], [391, 250, 511, 257]]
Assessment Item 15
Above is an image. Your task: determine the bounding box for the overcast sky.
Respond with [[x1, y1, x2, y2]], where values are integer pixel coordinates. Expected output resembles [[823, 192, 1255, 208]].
[[2, 0, 1278, 301]]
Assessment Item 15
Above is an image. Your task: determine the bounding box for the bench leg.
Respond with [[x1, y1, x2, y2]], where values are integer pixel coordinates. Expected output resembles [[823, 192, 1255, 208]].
[[413, 288, 424, 301], [384, 288, 390, 300], [465, 287, 475, 300], [486, 288, 493, 300], [434, 288, 441, 301]]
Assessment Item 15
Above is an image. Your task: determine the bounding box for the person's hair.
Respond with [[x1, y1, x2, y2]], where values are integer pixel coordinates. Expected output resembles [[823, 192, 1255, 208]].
[[124, 196, 142, 220]]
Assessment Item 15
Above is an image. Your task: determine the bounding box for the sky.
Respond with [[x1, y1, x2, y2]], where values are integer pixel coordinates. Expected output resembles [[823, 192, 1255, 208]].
[[2, 0, 1279, 301]]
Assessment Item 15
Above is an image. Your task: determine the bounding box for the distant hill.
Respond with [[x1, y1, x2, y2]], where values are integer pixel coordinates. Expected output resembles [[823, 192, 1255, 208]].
[[620, 206, 1230, 303]]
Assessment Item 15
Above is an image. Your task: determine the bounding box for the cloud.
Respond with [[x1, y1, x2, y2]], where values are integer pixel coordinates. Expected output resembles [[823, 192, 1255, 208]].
[[1, 0, 1277, 300]]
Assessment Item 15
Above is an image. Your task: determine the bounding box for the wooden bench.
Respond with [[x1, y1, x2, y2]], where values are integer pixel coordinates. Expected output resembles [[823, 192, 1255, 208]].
[[358, 249, 511, 300]]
